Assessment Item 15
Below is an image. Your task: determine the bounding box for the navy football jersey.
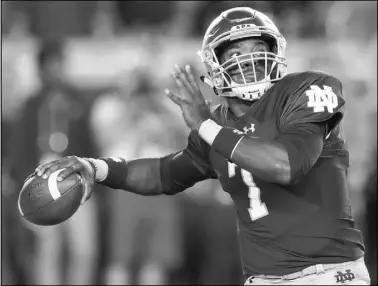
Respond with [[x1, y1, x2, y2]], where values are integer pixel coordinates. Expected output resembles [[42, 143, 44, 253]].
[[182, 71, 365, 276]]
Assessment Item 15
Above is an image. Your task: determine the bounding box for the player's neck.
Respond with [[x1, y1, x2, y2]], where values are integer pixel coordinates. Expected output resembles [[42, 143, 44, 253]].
[[226, 98, 256, 119]]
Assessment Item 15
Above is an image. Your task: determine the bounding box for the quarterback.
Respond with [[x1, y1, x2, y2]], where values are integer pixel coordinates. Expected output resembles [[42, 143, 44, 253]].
[[35, 7, 370, 285]]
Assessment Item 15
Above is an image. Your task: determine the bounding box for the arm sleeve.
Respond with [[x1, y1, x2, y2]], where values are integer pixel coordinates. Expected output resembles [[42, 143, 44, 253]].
[[274, 122, 326, 184], [160, 131, 217, 195]]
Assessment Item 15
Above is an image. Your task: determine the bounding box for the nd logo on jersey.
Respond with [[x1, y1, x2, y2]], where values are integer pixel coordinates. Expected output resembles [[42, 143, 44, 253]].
[[306, 85, 338, 113]]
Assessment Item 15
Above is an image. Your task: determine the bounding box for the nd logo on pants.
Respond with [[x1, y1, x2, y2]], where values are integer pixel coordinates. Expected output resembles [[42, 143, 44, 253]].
[[245, 257, 370, 285]]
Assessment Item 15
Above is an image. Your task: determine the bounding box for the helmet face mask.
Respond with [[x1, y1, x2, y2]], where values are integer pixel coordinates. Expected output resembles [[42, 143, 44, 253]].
[[199, 8, 288, 102]]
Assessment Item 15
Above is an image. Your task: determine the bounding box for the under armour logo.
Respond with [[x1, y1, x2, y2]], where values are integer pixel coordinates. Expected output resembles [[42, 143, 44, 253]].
[[335, 269, 355, 283], [233, 129, 245, 135], [243, 123, 255, 134]]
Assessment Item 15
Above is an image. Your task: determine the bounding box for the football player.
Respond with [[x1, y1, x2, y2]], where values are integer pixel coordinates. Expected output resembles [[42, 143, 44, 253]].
[[35, 7, 370, 285]]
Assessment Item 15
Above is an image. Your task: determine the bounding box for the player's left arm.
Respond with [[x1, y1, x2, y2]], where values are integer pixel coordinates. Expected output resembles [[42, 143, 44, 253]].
[[197, 74, 345, 185]]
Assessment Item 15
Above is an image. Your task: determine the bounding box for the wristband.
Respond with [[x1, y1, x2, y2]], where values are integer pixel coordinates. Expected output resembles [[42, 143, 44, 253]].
[[198, 119, 245, 160], [85, 158, 108, 182], [198, 119, 223, 145], [98, 157, 128, 190]]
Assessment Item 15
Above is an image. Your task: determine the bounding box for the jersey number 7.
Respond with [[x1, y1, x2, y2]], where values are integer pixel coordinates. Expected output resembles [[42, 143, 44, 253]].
[[228, 162, 269, 221]]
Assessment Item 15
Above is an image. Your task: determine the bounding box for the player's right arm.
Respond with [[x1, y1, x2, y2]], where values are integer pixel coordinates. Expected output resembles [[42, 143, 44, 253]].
[[35, 131, 216, 203]]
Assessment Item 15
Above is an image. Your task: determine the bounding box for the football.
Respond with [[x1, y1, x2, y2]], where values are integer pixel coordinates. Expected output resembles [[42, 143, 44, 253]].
[[18, 169, 84, 226]]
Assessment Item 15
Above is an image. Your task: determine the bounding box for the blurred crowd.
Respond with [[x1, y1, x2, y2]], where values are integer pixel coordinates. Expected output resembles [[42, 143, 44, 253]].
[[1, 1, 377, 285]]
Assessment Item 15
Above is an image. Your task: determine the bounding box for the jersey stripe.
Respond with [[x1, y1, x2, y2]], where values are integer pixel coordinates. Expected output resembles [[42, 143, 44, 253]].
[[48, 169, 64, 200]]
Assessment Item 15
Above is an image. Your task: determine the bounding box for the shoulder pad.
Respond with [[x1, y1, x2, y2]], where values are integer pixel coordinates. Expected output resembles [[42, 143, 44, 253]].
[[279, 71, 345, 128]]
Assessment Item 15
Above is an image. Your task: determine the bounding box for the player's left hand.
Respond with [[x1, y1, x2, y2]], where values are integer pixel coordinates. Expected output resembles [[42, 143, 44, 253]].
[[165, 64, 211, 131]]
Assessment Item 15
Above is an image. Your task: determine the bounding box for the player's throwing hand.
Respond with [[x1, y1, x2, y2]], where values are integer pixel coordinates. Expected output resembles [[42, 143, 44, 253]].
[[165, 64, 212, 131], [35, 156, 96, 205]]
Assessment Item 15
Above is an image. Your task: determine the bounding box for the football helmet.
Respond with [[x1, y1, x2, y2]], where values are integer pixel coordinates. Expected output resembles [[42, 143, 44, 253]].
[[198, 7, 287, 101]]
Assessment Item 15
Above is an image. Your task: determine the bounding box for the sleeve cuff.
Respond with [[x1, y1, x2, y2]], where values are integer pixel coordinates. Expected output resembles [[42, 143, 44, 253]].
[[198, 119, 223, 145], [198, 119, 245, 160]]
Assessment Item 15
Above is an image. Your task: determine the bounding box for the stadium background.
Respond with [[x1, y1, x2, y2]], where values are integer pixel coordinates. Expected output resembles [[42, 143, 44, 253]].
[[1, 1, 377, 285]]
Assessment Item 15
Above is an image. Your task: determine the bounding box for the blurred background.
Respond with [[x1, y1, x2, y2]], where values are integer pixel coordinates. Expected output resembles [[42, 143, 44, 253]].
[[1, 1, 377, 285]]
